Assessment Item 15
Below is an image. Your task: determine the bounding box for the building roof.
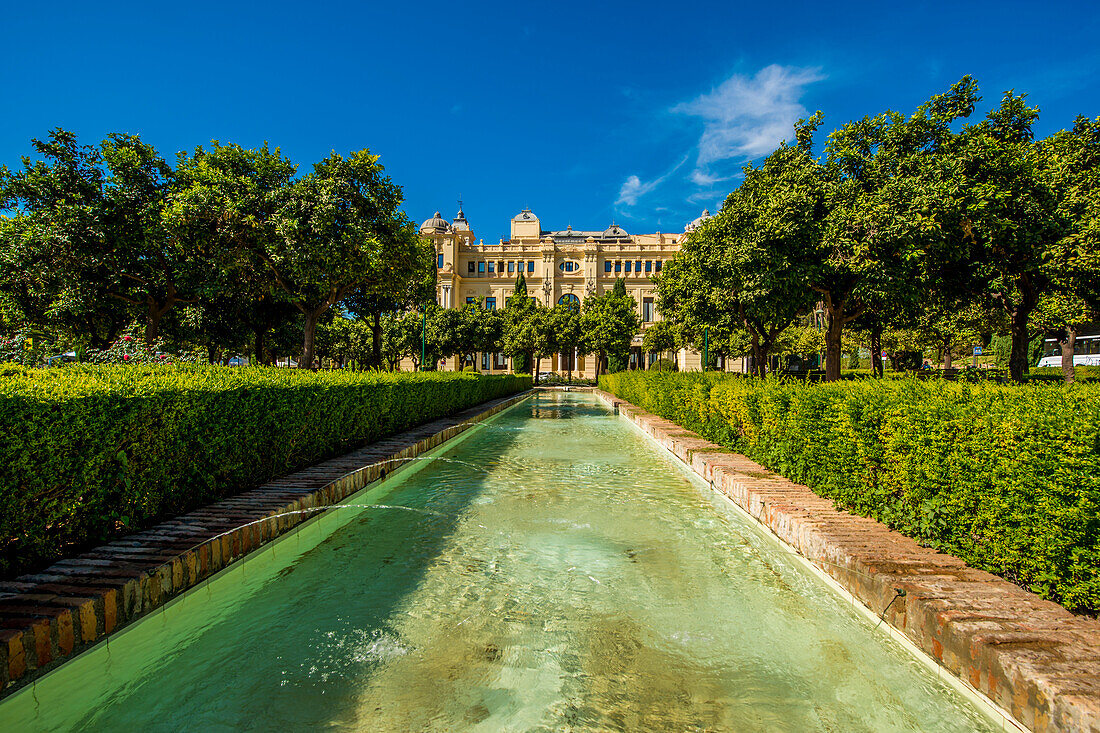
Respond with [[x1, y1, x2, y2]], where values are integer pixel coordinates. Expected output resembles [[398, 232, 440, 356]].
[[684, 209, 712, 233], [452, 208, 470, 232], [420, 211, 451, 233], [601, 223, 630, 239], [512, 208, 538, 222]]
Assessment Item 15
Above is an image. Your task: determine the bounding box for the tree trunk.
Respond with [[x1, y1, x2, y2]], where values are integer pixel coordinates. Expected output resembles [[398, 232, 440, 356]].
[[824, 305, 845, 382], [301, 310, 321, 369], [371, 311, 382, 369], [1060, 324, 1077, 384], [1008, 303, 1036, 383], [145, 304, 164, 344], [254, 327, 267, 366], [943, 346, 953, 370], [749, 331, 764, 378], [534, 355, 542, 385]]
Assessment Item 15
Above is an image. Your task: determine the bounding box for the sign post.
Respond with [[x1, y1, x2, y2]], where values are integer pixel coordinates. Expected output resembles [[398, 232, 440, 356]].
[[973, 345, 982, 369]]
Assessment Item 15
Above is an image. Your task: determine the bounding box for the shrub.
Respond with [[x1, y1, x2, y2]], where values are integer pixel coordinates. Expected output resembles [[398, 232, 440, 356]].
[[1030, 366, 1100, 383], [82, 327, 196, 365], [600, 371, 1100, 613], [647, 358, 677, 372], [0, 365, 530, 577]]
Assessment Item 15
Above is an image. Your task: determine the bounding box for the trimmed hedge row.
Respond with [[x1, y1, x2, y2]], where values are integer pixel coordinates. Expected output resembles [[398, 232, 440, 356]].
[[1031, 366, 1100, 382], [600, 371, 1100, 613], [0, 365, 530, 578]]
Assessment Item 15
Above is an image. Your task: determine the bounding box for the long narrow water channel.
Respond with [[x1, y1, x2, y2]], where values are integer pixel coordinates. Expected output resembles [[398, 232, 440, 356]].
[[2, 392, 1000, 732]]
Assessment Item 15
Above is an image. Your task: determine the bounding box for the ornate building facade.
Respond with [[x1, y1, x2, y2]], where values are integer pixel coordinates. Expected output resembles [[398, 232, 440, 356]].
[[418, 207, 726, 378]]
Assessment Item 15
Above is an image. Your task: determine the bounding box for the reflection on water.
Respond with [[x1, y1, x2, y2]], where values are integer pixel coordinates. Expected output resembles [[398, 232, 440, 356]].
[[0, 393, 998, 732]]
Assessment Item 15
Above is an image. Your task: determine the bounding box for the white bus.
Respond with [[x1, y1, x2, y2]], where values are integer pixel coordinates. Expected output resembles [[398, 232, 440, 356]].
[[1037, 332, 1100, 367]]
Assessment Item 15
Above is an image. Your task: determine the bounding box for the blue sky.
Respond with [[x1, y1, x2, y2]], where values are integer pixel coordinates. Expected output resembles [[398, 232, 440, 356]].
[[3, 1, 1099, 242]]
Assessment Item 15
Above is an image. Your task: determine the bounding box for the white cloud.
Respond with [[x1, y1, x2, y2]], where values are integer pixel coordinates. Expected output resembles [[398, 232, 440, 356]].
[[674, 64, 824, 173], [609, 64, 822, 226], [616, 154, 689, 206], [617, 175, 654, 207], [689, 169, 733, 186]]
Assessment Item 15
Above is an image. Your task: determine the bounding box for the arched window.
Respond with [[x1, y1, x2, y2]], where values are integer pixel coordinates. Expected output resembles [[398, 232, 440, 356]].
[[558, 293, 580, 311]]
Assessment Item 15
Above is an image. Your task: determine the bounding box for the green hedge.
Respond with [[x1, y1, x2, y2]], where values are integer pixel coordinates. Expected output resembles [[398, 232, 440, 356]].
[[0, 365, 530, 578], [1030, 366, 1100, 383], [600, 371, 1100, 613]]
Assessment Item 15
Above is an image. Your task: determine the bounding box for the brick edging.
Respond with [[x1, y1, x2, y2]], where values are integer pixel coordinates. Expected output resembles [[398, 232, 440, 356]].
[[595, 389, 1099, 733], [0, 389, 533, 699]]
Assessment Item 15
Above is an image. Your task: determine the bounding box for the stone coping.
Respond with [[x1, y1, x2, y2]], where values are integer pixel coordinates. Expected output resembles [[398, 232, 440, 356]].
[[595, 389, 1100, 733], [0, 389, 533, 699], [533, 385, 595, 392]]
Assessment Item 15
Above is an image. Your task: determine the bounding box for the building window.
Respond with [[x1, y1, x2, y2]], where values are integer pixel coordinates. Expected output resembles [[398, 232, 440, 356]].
[[485, 297, 496, 311], [478, 261, 486, 274], [466, 297, 476, 305], [468, 261, 475, 273], [494, 352, 507, 370], [636, 260, 642, 272], [527, 261, 535, 273], [655, 260, 662, 272], [604, 261, 612, 273], [642, 297, 654, 323], [437, 254, 444, 269], [508, 261, 515, 273], [615, 261, 622, 273], [488, 261, 495, 273], [558, 293, 580, 309], [645, 260, 652, 272], [625, 261, 632, 273], [481, 352, 490, 371]]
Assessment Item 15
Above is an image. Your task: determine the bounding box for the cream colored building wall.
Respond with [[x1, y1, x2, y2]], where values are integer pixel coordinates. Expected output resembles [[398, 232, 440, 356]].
[[420, 208, 739, 379]]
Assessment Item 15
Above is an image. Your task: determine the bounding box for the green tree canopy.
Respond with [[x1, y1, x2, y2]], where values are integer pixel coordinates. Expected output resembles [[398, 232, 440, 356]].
[[269, 150, 412, 368], [661, 116, 824, 377], [1037, 115, 1100, 381], [0, 129, 200, 345], [581, 278, 639, 377]]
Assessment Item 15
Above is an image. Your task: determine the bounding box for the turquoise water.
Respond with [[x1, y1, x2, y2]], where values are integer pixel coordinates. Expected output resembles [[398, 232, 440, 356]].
[[1, 392, 999, 731]]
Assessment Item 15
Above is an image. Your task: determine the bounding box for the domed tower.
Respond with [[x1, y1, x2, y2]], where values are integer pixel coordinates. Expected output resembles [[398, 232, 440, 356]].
[[419, 211, 451, 236], [451, 207, 473, 242], [421, 211, 461, 307], [510, 208, 541, 241], [601, 222, 631, 241], [683, 209, 712, 234]]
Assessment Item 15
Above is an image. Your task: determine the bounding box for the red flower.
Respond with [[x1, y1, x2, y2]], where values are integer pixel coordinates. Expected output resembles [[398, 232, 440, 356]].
[[123, 354, 131, 361], [122, 336, 133, 341]]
